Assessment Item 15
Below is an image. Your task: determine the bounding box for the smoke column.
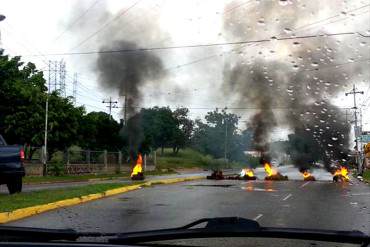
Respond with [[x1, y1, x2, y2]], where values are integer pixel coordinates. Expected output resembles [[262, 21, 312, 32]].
[[221, 0, 368, 169]]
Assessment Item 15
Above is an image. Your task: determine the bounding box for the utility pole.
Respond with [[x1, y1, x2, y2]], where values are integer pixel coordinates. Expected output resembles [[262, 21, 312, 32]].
[[345, 84, 364, 173], [124, 92, 128, 126], [43, 61, 51, 176], [102, 97, 118, 120], [224, 119, 228, 162], [0, 14, 5, 47], [124, 83, 128, 126], [72, 73, 78, 105]]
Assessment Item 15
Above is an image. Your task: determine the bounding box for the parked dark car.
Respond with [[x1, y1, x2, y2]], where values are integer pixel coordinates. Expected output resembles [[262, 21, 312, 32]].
[[0, 135, 25, 194]]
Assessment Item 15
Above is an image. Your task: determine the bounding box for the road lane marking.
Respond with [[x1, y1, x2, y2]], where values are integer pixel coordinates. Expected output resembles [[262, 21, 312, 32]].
[[300, 181, 311, 188], [282, 194, 292, 201], [253, 214, 263, 221], [350, 192, 370, 196]]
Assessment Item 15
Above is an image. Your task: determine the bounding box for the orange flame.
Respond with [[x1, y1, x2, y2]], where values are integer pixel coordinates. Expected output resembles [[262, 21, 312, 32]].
[[240, 168, 254, 177], [333, 166, 349, 181], [302, 171, 312, 179], [131, 154, 143, 177], [264, 163, 276, 177], [131, 164, 142, 177]]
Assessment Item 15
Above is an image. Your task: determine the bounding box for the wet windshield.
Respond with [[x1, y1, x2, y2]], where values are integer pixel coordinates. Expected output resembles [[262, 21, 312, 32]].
[[0, 0, 369, 246]]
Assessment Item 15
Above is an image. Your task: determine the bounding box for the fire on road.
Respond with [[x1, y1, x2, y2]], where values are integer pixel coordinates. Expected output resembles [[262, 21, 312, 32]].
[[6, 166, 369, 237]]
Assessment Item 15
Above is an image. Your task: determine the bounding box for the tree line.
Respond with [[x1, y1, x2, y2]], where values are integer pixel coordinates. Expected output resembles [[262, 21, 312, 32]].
[[0, 52, 251, 161]]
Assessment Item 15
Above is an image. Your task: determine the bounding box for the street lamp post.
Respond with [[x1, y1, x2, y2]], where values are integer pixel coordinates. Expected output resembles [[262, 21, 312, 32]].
[[0, 15, 5, 47]]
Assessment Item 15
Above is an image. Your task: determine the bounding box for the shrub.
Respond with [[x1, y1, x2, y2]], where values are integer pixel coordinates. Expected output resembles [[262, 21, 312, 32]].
[[68, 145, 84, 163], [48, 151, 65, 176]]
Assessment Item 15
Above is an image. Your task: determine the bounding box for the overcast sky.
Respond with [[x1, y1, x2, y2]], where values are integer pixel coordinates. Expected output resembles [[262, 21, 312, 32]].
[[0, 0, 369, 141]]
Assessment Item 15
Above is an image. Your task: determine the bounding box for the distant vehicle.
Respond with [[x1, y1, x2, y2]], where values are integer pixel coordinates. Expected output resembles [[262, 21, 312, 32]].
[[313, 162, 325, 168], [0, 135, 25, 194]]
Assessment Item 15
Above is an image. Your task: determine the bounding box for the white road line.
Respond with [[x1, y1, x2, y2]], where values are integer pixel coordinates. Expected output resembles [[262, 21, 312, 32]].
[[350, 192, 370, 196], [282, 194, 292, 201], [300, 181, 311, 188], [253, 214, 263, 221]]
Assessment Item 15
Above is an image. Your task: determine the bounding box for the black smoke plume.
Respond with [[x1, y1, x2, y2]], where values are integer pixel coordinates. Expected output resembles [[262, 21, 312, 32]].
[[97, 41, 166, 150], [67, 2, 167, 152], [221, 0, 366, 170]]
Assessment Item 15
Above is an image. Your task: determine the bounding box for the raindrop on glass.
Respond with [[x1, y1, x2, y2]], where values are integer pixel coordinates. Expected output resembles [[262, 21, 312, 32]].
[[257, 18, 265, 26], [279, 0, 289, 6], [311, 62, 319, 67], [284, 28, 292, 34]]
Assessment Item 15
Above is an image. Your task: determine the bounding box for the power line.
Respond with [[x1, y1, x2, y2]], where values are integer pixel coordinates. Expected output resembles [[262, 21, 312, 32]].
[[23, 32, 366, 57], [2, 20, 114, 118], [78, 102, 110, 111], [113, 105, 353, 110], [222, 0, 254, 14], [161, 6, 370, 73], [53, 0, 101, 43], [71, 0, 142, 50], [345, 84, 364, 172], [102, 97, 118, 119], [293, 4, 370, 33]]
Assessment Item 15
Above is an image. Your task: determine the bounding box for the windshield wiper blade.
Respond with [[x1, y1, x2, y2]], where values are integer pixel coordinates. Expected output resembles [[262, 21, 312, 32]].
[[109, 217, 370, 245], [0, 225, 79, 242], [0, 225, 115, 242]]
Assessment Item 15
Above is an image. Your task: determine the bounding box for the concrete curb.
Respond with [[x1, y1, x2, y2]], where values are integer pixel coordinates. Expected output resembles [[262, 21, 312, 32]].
[[0, 176, 203, 224], [23, 176, 129, 185]]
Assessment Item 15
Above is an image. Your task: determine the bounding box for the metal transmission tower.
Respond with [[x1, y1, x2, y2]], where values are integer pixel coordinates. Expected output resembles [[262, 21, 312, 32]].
[[59, 60, 66, 97], [47, 60, 66, 95], [102, 97, 118, 120], [72, 73, 78, 105], [43, 60, 67, 176], [345, 84, 364, 172]]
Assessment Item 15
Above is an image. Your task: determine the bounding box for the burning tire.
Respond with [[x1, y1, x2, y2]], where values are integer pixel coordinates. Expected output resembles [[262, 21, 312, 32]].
[[131, 172, 145, 180], [225, 175, 257, 180], [301, 170, 316, 181], [332, 167, 350, 182], [303, 176, 316, 181], [265, 173, 288, 181], [240, 175, 257, 180], [206, 170, 224, 180], [333, 174, 349, 182], [264, 163, 288, 181]]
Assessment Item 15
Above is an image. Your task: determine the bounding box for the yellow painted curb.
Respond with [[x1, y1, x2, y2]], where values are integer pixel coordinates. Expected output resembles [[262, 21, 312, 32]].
[[0, 176, 203, 224]]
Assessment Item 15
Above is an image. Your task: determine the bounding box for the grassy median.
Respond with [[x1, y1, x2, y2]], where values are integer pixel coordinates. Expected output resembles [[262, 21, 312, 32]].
[[0, 183, 141, 212], [363, 170, 370, 183], [23, 170, 175, 184]]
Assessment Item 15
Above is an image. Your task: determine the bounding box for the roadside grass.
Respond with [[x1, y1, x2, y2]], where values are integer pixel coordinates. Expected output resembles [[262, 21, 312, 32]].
[[156, 148, 206, 169], [23, 173, 130, 184], [0, 183, 142, 212], [156, 148, 240, 170], [24, 170, 175, 184], [363, 170, 370, 183]]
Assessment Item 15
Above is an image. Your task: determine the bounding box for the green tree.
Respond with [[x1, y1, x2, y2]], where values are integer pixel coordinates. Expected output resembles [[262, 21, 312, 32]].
[[140, 107, 178, 155], [124, 107, 180, 155], [46, 92, 85, 155], [0, 52, 46, 155], [192, 109, 243, 161], [79, 111, 122, 150], [171, 107, 194, 154]]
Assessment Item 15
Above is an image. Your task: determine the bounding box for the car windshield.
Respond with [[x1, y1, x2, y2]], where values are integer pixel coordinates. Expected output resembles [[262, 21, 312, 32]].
[[0, 1, 369, 246]]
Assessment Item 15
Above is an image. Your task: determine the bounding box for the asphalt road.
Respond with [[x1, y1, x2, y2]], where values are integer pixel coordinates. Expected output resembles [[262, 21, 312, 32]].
[[6, 167, 370, 246], [0, 172, 209, 194], [0, 165, 334, 194]]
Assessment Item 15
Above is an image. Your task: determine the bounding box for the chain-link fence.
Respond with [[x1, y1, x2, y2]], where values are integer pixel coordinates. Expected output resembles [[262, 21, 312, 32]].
[[23, 147, 156, 176]]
